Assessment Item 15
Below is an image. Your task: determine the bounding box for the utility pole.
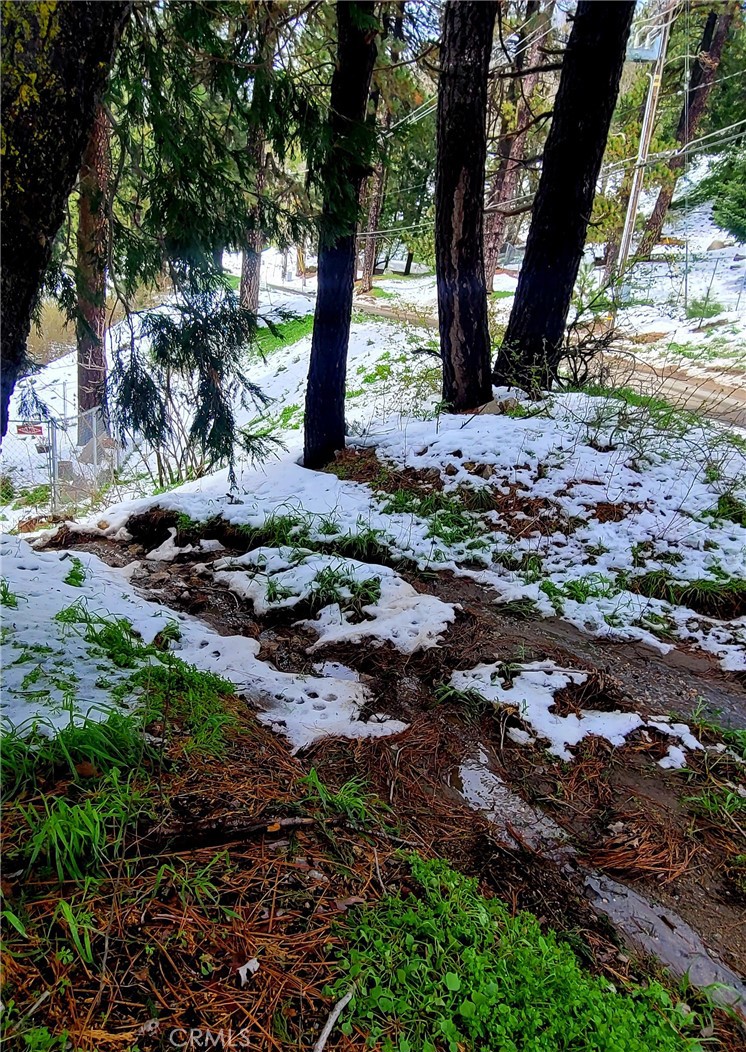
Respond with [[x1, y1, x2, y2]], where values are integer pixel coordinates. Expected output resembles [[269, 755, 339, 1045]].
[[617, 0, 674, 273]]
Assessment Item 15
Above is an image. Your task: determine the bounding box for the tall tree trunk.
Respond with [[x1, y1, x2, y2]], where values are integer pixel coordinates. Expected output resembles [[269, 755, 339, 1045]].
[[360, 115, 390, 293], [1, 1, 130, 438], [239, 133, 266, 312], [239, 2, 277, 313], [435, 0, 497, 412], [404, 250, 414, 275], [483, 1, 543, 289], [637, 6, 735, 258], [76, 104, 111, 442], [494, 1, 635, 390], [303, 2, 378, 468]]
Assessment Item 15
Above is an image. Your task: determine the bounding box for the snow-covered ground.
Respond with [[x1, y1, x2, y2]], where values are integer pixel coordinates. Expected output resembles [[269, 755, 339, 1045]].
[[2, 196, 744, 763], [0, 535, 408, 749]]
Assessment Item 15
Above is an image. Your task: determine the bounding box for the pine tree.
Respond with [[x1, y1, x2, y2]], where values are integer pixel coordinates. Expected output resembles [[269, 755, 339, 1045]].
[[435, 0, 497, 412], [494, 1, 635, 390], [303, 2, 378, 469], [1, 1, 130, 437]]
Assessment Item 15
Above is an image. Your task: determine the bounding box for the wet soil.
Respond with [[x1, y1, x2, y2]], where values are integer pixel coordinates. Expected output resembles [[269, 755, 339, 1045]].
[[41, 520, 746, 989]]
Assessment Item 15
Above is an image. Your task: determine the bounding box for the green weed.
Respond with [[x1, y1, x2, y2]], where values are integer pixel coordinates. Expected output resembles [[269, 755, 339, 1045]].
[[265, 577, 295, 604], [21, 770, 152, 882], [715, 492, 746, 528], [12, 483, 52, 509], [63, 557, 86, 588], [628, 570, 746, 619], [331, 855, 698, 1051], [0, 473, 15, 503]]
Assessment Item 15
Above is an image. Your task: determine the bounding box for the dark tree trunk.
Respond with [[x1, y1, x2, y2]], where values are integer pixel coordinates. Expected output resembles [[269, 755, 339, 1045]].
[[484, 1, 543, 289], [303, 2, 378, 468], [637, 7, 734, 258], [1, 1, 130, 438], [404, 251, 414, 275], [76, 104, 111, 443], [435, 0, 497, 413], [494, 1, 635, 390]]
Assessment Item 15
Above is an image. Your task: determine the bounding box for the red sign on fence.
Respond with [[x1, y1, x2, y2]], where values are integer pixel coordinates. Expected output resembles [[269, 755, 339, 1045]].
[[16, 423, 44, 436]]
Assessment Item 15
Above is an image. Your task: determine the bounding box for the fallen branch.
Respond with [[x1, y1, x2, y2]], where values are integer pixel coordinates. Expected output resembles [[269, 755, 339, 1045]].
[[313, 988, 354, 1052], [142, 813, 345, 854]]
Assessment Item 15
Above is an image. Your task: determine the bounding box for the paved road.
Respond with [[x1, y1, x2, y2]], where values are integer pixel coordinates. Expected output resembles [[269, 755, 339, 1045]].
[[266, 283, 746, 429]]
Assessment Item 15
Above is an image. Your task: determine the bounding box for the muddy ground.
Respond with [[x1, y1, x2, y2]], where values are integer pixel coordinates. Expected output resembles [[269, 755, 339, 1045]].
[[44, 510, 746, 1004]]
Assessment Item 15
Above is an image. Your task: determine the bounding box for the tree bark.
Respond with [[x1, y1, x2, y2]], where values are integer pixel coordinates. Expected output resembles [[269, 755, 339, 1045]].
[[303, 2, 378, 468], [360, 115, 390, 293], [76, 104, 111, 442], [239, 134, 266, 312], [404, 250, 414, 275], [1, 1, 130, 437], [239, 3, 277, 313], [494, 1, 635, 390], [636, 6, 735, 258], [435, 0, 497, 413], [483, 1, 543, 289]]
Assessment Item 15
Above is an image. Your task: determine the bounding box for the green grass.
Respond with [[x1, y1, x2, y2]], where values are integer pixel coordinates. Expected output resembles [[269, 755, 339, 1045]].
[[255, 314, 314, 355], [1, 577, 21, 608], [331, 855, 699, 1052], [628, 570, 746, 619], [0, 473, 15, 503], [308, 565, 382, 616], [539, 573, 620, 613], [489, 289, 514, 301], [380, 489, 488, 548], [299, 768, 383, 827], [12, 483, 52, 509], [370, 286, 396, 300], [63, 557, 86, 588], [715, 492, 746, 528], [0, 709, 153, 798], [685, 296, 724, 321], [2, 608, 237, 882], [21, 770, 152, 882]]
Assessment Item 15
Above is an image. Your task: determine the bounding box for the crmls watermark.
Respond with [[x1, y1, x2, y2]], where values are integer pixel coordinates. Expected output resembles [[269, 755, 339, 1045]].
[[168, 1028, 253, 1049]]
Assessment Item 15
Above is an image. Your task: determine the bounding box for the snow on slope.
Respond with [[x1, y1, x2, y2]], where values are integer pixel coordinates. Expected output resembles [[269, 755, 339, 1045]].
[[0, 536, 407, 749], [449, 661, 703, 767]]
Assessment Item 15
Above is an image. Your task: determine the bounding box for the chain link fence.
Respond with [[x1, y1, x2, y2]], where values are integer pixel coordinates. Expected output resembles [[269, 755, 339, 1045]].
[[1, 407, 124, 523]]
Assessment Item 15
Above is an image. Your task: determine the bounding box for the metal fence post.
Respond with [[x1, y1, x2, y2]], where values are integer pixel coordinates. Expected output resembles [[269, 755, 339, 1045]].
[[92, 409, 99, 474], [50, 418, 59, 514]]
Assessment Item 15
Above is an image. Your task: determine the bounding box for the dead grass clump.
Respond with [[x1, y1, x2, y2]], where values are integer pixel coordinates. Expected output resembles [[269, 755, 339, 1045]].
[[588, 808, 697, 885], [550, 671, 630, 718]]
